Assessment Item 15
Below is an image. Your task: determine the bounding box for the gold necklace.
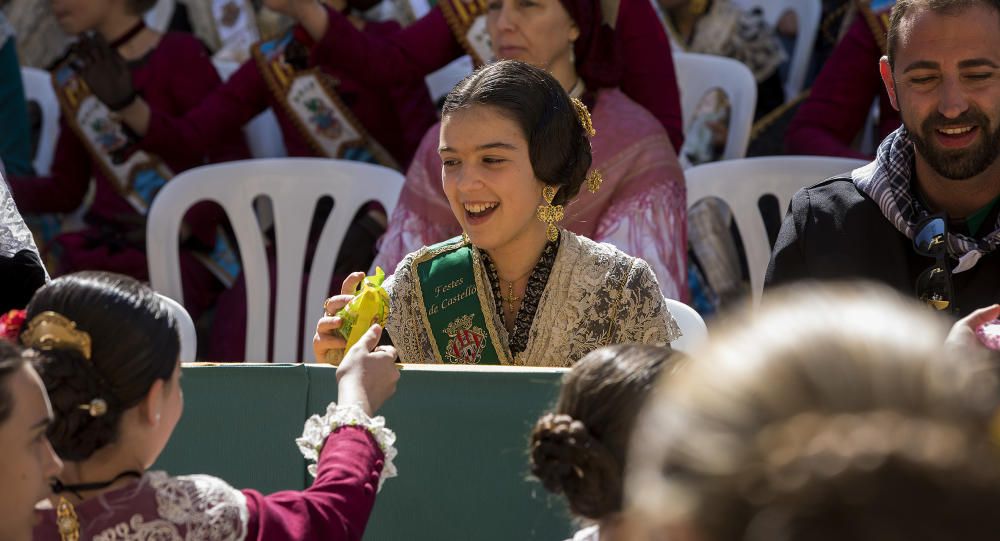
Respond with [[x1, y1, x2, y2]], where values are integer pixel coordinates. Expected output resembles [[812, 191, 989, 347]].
[[56, 497, 80, 541], [499, 267, 534, 315], [501, 280, 520, 314]]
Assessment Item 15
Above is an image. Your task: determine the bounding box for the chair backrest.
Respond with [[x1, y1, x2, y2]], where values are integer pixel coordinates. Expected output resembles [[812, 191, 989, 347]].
[[212, 60, 289, 159], [406, 0, 432, 19], [143, 0, 176, 32], [686, 156, 868, 305], [158, 293, 197, 363], [672, 52, 757, 161], [663, 298, 708, 353], [20, 67, 60, 176], [732, 0, 821, 99], [146, 158, 405, 361], [425, 56, 475, 104]]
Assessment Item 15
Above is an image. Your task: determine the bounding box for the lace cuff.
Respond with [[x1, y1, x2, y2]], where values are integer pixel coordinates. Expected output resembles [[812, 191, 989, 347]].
[[296, 402, 398, 491]]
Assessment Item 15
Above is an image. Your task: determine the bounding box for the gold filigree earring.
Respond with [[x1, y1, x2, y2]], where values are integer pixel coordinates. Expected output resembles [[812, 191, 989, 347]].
[[537, 185, 564, 242]]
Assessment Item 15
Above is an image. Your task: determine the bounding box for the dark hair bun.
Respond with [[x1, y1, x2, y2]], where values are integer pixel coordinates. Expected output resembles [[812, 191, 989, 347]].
[[530, 413, 622, 519], [33, 348, 122, 461], [25, 271, 179, 461]]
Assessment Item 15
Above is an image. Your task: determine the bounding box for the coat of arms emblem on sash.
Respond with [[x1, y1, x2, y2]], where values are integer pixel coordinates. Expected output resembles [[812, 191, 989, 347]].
[[444, 314, 486, 364]]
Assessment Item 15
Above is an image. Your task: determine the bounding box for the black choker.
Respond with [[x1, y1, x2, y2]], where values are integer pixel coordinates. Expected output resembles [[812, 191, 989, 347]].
[[108, 20, 147, 49], [52, 470, 143, 500]]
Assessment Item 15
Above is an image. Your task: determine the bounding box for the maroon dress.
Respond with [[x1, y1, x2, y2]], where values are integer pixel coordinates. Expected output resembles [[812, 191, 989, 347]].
[[141, 13, 437, 168], [784, 13, 901, 159], [9, 33, 250, 318], [33, 426, 386, 541], [308, 0, 686, 151]]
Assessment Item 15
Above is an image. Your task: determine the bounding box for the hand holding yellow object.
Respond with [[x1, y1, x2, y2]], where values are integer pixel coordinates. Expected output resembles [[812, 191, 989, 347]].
[[325, 267, 390, 363]]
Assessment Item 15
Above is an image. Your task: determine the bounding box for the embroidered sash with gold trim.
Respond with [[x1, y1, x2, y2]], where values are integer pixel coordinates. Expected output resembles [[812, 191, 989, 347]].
[[857, 0, 896, 54], [411, 236, 511, 365], [52, 60, 172, 215], [51, 59, 241, 285], [210, 0, 261, 63], [439, 0, 494, 67], [252, 31, 400, 169]]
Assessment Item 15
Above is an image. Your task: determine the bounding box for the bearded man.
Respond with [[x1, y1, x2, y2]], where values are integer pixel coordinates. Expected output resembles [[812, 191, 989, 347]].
[[767, 0, 1000, 316]]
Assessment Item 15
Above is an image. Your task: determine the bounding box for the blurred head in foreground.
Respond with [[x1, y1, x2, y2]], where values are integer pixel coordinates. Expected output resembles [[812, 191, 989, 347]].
[[625, 282, 1000, 541]]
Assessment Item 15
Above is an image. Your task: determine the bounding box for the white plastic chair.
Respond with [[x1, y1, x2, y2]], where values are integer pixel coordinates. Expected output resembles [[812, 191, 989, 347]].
[[143, 0, 176, 32], [425, 56, 475, 104], [146, 158, 405, 362], [686, 156, 867, 305], [673, 52, 757, 161], [406, 0, 432, 19], [20, 67, 60, 176], [212, 60, 288, 159], [664, 298, 708, 353], [731, 0, 821, 99], [158, 293, 197, 363]]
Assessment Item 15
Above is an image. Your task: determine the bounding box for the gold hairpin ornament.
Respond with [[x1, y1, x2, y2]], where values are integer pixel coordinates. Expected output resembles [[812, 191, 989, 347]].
[[586, 170, 603, 193], [570, 97, 596, 137], [78, 398, 108, 417], [20, 311, 92, 361]]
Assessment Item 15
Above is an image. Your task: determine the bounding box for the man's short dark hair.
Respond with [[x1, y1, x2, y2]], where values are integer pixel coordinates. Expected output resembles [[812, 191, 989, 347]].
[[887, 0, 1000, 68]]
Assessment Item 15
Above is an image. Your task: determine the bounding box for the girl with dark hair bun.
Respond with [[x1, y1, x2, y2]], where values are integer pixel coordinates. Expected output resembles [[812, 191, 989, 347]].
[[371, 0, 689, 303], [26, 271, 401, 541], [530, 344, 681, 541], [316, 60, 680, 367]]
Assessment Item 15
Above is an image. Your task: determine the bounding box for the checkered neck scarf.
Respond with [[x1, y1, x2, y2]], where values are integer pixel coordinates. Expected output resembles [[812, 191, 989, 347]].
[[852, 126, 1000, 272]]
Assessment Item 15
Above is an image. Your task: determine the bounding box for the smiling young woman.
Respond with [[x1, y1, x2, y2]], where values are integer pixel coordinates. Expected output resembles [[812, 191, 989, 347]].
[[316, 61, 680, 367], [373, 0, 688, 302]]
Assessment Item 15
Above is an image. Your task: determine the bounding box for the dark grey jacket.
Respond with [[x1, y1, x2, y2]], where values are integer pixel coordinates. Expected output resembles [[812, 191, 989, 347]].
[[766, 176, 1000, 317]]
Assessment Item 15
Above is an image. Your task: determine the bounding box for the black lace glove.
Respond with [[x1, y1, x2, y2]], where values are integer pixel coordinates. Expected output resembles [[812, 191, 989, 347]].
[[74, 34, 137, 111]]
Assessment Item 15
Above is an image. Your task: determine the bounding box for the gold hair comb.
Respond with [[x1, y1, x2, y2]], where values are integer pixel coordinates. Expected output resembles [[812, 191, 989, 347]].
[[570, 97, 596, 137], [569, 97, 603, 193], [21, 311, 92, 361]]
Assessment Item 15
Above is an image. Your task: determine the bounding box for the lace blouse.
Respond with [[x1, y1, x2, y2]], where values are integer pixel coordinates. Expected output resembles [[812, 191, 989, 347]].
[[33, 404, 397, 541], [385, 230, 681, 367]]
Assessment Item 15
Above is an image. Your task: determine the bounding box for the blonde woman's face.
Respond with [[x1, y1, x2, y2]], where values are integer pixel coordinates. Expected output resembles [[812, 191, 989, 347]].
[[486, 0, 579, 71]]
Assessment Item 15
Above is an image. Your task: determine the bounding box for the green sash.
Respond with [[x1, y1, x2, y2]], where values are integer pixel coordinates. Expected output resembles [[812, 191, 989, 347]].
[[411, 236, 511, 365]]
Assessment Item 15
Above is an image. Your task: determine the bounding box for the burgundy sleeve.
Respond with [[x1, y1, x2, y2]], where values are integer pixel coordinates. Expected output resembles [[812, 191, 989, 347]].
[[785, 14, 884, 159], [143, 61, 261, 164], [142, 42, 255, 165], [616, 0, 685, 150], [242, 426, 385, 541], [310, 5, 464, 87], [9, 116, 94, 213]]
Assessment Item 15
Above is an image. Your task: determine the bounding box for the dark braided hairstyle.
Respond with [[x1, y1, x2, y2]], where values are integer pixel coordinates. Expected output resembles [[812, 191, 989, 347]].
[[442, 60, 594, 207], [23, 272, 178, 461], [529, 345, 682, 520]]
